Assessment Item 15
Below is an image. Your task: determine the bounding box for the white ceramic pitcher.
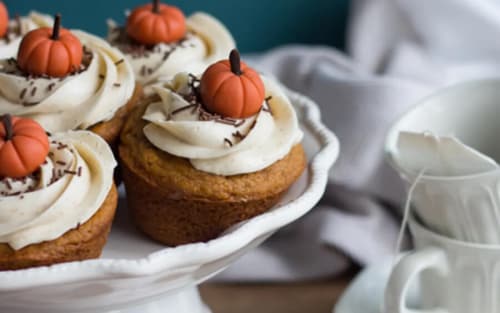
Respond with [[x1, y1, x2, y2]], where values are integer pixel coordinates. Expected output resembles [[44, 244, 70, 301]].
[[385, 217, 500, 313]]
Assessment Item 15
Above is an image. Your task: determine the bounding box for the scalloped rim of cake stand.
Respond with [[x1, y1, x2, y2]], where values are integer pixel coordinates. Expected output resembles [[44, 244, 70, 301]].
[[0, 88, 339, 298]]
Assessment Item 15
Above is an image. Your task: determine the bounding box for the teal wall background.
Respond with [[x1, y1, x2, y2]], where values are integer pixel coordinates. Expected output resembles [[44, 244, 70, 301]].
[[4, 0, 348, 52]]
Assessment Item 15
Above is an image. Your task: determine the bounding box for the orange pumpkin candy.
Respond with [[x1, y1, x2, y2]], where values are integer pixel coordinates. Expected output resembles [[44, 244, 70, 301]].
[[126, 0, 186, 45], [200, 50, 265, 119], [17, 14, 83, 78], [0, 115, 49, 178], [0, 2, 8, 38]]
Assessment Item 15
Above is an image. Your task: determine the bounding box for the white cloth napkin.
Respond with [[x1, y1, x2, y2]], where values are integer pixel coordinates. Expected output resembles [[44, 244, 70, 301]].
[[216, 0, 500, 281]]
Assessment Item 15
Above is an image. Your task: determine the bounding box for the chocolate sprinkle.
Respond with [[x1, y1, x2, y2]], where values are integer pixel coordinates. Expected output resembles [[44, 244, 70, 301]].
[[188, 73, 200, 84], [57, 143, 68, 150], [113, 83, 121, 87], [262, 96, 274, 115], [163, 50, 173, 61], [22, 101, 39, 107], [51, 168, 57, 183], [171, 103, 197, 115], [19, 88, 27, 99], [4, 179, 12, 190], [234, 120, 245, 127], [214, 118, 237, 126], [250, 120, 257, 130], [115, 59, 125, 66], [224, 138, 233, 147], [232, 131, 245, 140]]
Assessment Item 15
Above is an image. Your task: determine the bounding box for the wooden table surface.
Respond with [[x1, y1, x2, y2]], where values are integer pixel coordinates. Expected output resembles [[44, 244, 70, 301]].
[[199, 270, 358, 313]]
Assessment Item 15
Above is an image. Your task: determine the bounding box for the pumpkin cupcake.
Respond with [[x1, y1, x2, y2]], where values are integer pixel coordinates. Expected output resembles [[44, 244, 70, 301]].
[[0, 114, 117, 270], [0, 2, 53, 59], [107, 0, 235, 87], [0, 14, 140, 146], [120, 50, 306, 246]]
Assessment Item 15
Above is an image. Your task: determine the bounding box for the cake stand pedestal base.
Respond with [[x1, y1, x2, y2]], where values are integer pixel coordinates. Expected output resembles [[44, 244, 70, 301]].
[[105, 286, 211, 313]]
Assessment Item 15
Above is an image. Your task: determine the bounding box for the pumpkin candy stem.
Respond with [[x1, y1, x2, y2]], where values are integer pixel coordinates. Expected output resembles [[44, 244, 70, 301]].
[[51, 14, 61, 40], [2, 114, 12, 141], [153, 0, 160, 13], [229, 49, 242, 76]]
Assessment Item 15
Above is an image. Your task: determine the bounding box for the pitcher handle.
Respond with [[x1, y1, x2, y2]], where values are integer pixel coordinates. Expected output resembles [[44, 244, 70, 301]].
[[384, 247, 448, 313]]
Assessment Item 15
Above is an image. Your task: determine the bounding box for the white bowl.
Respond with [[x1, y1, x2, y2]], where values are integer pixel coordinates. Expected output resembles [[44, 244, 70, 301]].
[[0, 89, 339, 313]]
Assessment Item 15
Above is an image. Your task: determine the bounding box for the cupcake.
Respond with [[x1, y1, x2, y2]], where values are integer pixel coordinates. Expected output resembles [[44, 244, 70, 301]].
[[120, 50, 306, 245], [107, 0, 235, 86], [0, 14, 140, 146], [0, 114, 117, 270], [0, 2, 53, 59]]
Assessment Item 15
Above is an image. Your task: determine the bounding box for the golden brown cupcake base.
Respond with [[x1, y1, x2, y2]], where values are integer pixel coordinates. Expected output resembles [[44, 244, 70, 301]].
[[120, 102, 307, 246], [0, 184, 118, 271]]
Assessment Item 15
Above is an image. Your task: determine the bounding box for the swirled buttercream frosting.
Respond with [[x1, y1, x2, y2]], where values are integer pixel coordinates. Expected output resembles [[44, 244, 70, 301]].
[[0, 131, 116, 250], [142, 72, 303, 176], [0, 30, 135, 133]]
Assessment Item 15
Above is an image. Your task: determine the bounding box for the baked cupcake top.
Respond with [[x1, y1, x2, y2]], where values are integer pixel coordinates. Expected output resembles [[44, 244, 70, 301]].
[[0, 9, 53, 59], [0, 115, 116, 250], [0, 15, 135, 133], [143, 50, 303, 176], [107, 1, 235, 85]]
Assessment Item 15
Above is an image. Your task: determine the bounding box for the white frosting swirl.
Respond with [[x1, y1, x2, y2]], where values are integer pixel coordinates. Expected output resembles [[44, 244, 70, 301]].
[[0, 12, 53, 59], [0, 131, 116, 250], [0, 30, 135, 133], [108, 12, 235, 85], [143, 73, 303, 176]]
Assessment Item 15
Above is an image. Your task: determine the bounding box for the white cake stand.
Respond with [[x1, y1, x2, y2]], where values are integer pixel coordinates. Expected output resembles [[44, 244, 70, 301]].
[[0, 89, 339, 313]]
